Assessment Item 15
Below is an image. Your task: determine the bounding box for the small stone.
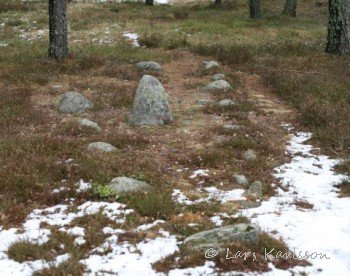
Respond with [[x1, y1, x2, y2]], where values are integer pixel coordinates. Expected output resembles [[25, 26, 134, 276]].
[[183, 224, 259, 251], [77, 118, 101, 132], [59, 92, 93, 114], [211, 74, 225, 81], [87, 142, 117, 153], [203, 80, 232, 92], [129, 75, 173, 126], [51, 85, 63, 93], [108, 177, 152, 193], [218, 99, 235, 107], [223, 124, 241, 131], [204, 61, 220, 70], [239, 201, 262, 209], [243, 149, 257, 161], [233, 174, 249, 185], [196, 99, 215, 106], [136, 61, 161, 71], [247, 181, 263, 197]]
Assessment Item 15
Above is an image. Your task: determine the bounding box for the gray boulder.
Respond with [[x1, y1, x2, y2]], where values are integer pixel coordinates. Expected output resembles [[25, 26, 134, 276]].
[[87, 142, 117, 153], [184, 224, 259, 251], [211, 74, 225, 81], [223, 124, 241, 131], [59, 92, 93, 114], [247, 181, 263, 197], [233, 174, 249, 186], [218, 99, 235, 107], [136, 61, 161, 71], [203, 80, 232, 92], [204, 61, 220, 70], [196, 99, 215, 106], [129, 75, 173, 126], [78, 118, 101, 132], [243, 149, 257, 161], [109, 177, 151, 193]]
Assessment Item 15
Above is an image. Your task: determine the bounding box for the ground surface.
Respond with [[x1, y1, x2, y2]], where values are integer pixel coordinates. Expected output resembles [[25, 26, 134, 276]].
[[0, 0, 349, 275]]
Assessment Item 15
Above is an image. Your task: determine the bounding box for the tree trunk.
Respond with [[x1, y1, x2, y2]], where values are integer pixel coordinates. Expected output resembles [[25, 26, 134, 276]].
[[215, 0, 222, 5], [146, 0, 154, 5], [283, 0, 297, 17], [326, 0, 350, 55], [249, 0, 261, 19], [48, 0, 68, 59]]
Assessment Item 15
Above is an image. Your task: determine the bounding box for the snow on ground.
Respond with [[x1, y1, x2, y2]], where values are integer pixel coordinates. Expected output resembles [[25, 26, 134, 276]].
[[173, 186, 246, 205], [243, 129, 350, 275], [123, 31, 140, 47]]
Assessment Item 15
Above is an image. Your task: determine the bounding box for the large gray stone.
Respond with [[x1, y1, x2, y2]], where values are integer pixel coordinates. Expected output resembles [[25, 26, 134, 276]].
[[59, 92, 93, 114], [78, 118, 101, 132], [247, 181, 263, 197], [129, 75, 173, 126], [108, 177, 151, 193], [204, 61, 220, 70], [136, 61, 161, 71], [203, 80, 232, 92], [87, 142, 117, 153], [243, 149, 257, 161], [211, 74, 225, 81], [183, 224, 259, 251]]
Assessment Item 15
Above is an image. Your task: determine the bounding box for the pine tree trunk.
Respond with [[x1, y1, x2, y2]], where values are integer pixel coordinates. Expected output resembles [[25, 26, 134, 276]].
[[249, 0, 261, 19], [283, 0, 297, 17], [48, 0, 68, 59], [326, 0, 350, 55], [146, 0, 154, 5], [215, 0, 222, 5]]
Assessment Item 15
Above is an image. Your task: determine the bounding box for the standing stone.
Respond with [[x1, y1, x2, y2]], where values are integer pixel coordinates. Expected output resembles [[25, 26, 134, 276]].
[[136, 61, 161, 71], [59, 92, 93, 114], [109, 177, 151, 193], [129, 75, 173, 126]]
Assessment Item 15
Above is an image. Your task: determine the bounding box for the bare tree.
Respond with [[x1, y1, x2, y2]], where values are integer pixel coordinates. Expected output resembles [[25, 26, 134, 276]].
[[249, 0, 261, 19], [326, 0, 350, 55], [48, 0, 68, 59], [282, 0, 297, 17]]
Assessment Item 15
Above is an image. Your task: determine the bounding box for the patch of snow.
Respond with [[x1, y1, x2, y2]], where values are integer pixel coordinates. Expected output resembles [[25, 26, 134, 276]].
[[136, 220, 165, 231], [123, 31, 140, 47], [243, 131, 350, 275], [168, 261, 216, 276], [210, 215, 223, 227], [76, 179, 92, 193]]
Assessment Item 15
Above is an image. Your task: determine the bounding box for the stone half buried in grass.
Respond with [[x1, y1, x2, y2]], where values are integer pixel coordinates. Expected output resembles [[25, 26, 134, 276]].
[[183, 224, 259, 252], [204, 61, 220, 70], [108, 177, 152, 194], [211, 73, 225, 81], [87, 142, 117, 153], [136, 61, 162, 71], [129, 75, 173, 126], [77, 118, 101, 132], [58, 92, 93, 114], [202, 80, 232, 92]]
